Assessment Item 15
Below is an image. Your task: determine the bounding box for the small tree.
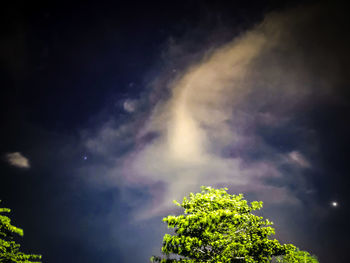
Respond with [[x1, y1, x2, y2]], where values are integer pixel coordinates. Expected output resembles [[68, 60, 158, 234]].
[[0, 201, 42, 262], [151, 186, 318, 263], [276, 249, 318, 263]]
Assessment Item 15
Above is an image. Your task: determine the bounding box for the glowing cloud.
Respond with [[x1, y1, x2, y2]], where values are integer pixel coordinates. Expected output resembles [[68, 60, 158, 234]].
[[122, 25, 300, 218], [83, 4, 338, 220], [123, 99, 138, 113], [288, 151, 311, 168], [5, 152, 30, 169]]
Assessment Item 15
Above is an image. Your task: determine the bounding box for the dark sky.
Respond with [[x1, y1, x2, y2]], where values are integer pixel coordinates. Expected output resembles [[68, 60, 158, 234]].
[[1, 1, 349, 262]]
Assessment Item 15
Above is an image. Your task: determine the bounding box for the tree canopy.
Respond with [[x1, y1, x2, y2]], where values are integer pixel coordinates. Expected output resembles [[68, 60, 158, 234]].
[[151, 186, 318, 263], [0, 201, 42, 263], [276, 249, 319, 263]]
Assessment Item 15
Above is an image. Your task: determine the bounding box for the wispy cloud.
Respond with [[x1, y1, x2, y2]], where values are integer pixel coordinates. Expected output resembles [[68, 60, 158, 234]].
[[123, 99, 138, 113], [5, 152, 30, 169], [288, 151, 311, 168], [81, 3, 341, 222]]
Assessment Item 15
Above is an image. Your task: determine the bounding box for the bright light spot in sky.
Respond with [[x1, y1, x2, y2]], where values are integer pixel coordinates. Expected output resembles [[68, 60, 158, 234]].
[[331, 201, 338, 207], [83, 156, 88, 160]]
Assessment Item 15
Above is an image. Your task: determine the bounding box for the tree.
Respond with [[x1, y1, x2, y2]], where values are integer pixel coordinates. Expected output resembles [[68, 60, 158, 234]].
[[0, 201, 42, 263], [151, 186, 318, 263], [276, 249, 318, 263]]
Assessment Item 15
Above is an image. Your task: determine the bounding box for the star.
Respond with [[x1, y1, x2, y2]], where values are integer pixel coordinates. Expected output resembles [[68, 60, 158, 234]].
[[331, 201, 338, 207], [83, 156, 88, 160]]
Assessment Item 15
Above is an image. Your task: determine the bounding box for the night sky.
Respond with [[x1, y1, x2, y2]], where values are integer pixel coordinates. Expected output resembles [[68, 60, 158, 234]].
[[1, 1, 349, 262]]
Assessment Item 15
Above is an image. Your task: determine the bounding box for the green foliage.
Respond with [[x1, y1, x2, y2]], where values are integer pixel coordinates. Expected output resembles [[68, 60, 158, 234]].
[[275, 248, 318, 263], [151, 186, 318, 263], [0, 201, 42, 263]]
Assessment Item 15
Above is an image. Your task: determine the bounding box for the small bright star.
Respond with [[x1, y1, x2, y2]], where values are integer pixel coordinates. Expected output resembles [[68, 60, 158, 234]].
[[331, 201, 338, 207], [83, 156, 88, 160]]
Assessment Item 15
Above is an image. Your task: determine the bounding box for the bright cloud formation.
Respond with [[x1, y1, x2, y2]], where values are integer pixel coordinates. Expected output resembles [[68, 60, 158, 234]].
[[5, 152, 30, 169], [288, 151, 311, 168], [83, 4, 337, 220], [123, 99, 138, 113]]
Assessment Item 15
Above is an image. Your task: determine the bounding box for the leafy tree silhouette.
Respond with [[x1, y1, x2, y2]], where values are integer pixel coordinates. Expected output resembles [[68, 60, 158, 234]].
[[151, 186, 318, 263], [0, 201, 41, 263]]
